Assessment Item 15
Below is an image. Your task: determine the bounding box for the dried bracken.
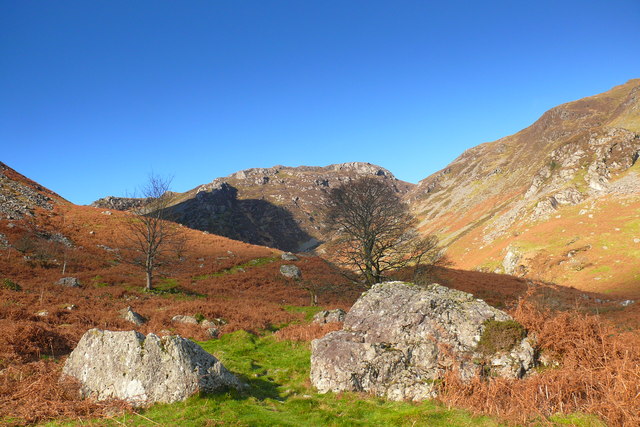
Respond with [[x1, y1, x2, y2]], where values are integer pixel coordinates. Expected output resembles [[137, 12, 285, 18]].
[[439, 298, 640, 426]]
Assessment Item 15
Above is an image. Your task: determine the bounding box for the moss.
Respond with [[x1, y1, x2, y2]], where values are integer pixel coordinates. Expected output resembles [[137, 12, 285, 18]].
[[476, 320, 526, 354]]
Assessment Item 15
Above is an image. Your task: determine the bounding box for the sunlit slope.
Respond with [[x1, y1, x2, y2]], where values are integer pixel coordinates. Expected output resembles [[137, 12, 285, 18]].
[[409, 79, 640, 295]]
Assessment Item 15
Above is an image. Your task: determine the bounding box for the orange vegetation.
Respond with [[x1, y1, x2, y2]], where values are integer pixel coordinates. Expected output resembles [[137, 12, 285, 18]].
[[440, 297, 640, 426]]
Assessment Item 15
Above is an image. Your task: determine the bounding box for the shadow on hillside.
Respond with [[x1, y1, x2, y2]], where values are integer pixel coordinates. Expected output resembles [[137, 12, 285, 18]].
[[164, 184, 317, 252], [393, 265, 623, 313]]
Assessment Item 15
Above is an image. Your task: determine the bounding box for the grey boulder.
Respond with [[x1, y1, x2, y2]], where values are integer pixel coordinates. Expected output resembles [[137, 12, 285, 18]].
[[62, 329, 243, 405], [57, 277, 82, 287], [311, 281, 535, 401], [120, 306, 146, 325], [281, 252, 299, 261], [280, 264, 301, 279]]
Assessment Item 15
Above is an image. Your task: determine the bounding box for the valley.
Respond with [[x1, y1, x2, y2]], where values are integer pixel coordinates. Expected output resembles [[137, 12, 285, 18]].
[[1, 79, 639, 425]]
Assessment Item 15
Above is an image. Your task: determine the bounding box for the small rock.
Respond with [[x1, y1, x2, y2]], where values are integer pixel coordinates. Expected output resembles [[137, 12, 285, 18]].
[[36, 310, 49, 317], [281, 252, 299, 261], [101, 210, 112, 215], [204, 328, 219, 338], [57, 277, 82, 288], [172, 315, 199, 325], [120, 307, 147, 325], [200, 319, 222, 329], [313, 309, 347, 324], [280, 264, 301, 279]]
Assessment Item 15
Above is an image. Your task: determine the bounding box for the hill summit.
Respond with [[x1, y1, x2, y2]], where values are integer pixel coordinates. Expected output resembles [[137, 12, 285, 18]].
[[94, 162, 412, 252]]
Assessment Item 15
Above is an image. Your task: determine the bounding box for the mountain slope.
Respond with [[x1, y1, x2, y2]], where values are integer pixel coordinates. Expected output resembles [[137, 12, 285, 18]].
[[95, 162, 413, 252], [409, 79, 640, 296]]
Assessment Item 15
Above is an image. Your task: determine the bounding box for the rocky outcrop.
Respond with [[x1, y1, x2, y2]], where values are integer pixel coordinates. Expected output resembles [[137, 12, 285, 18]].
[[91, 196, 149, 211], [311, 282, 535, 401], [0, 162, 56, 219], [62, 329, 243, 405], [92, 162, 412, 252]]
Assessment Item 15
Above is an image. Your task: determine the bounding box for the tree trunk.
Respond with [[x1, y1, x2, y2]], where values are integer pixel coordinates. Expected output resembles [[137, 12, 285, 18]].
[[146, 269, 153, 290]]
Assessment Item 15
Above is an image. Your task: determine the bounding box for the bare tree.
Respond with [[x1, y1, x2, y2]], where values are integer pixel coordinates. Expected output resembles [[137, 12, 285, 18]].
[[324, 177, 440, 287], [124, 174, 184, 290]]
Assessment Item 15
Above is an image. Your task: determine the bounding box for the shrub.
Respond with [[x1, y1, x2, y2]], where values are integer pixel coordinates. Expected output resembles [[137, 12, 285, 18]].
[[476, 319, 526, 354], [1, 278, 21, 291]]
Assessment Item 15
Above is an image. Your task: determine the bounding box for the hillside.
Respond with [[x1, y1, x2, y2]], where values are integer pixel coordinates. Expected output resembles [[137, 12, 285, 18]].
[[2, 161, 640, 424], [408, 79, 640, 296], [94, 162, 412, 252]]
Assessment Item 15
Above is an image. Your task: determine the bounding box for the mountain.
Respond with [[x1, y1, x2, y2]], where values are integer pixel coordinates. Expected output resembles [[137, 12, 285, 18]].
[[94, 162, 412, 252], [408, 79, 640, 296], [0, 161, 66, 220]]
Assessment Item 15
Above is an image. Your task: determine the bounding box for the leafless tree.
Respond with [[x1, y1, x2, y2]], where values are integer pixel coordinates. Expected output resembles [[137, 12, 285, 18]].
[[324, 177, 440, 287], [124, 174, 184, 290]]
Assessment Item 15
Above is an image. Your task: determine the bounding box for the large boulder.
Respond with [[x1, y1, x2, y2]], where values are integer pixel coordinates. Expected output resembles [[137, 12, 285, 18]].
[[62, 329, 243, 405], [311, 281, 535, 401]]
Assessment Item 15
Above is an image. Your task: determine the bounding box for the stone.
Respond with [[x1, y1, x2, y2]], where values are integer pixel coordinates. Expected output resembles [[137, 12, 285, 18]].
[[311, 281, 536, 401], [204, 328, 219, 338], [120, 306, 147, 325], [281, 252, 299, 261], [280, 264, 301, 279], [313, 309, 346, 324], [57, 277, 82, 288], [62, 329, 244, 405], [172, 315, 199, 325]]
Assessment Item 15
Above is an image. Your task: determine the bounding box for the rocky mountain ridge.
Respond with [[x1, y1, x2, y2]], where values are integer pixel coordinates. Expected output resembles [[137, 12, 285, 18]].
[[0, 162, 63, 220], [84, 79, 640, 294], [94, 162, 412, 252], [408, 79, 640, 294]]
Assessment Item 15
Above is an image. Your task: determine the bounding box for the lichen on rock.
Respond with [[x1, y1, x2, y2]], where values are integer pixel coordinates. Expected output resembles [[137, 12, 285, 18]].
[[62, 329, 244, 406], [310, 281, 536, 400]]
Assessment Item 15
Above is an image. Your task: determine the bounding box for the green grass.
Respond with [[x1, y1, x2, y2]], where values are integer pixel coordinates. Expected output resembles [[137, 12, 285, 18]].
[[283, 305, 325, 322], [45, 331, 505, 426], [549, 412, 607, 427], [193, 257, 277, 281]]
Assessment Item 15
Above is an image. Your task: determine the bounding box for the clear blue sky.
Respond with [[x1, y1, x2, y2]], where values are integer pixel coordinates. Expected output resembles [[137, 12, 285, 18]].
[[2, 1, 639, 205]]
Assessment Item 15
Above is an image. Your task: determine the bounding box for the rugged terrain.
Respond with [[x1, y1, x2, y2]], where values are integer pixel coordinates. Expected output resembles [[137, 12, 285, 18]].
[[408, 79, 640, 296], [94, 162, 411, 252], [4, 158, 640, 425], [92, 81, 640, 297]]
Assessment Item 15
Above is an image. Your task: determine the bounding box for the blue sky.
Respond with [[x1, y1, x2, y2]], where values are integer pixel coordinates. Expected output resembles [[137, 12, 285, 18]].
[[1, 1, 639, 205]]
